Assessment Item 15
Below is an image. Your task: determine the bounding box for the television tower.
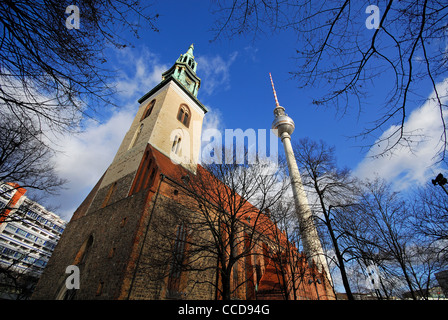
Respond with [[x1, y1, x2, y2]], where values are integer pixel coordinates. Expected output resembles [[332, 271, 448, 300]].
[[269, 73, 332, 284]]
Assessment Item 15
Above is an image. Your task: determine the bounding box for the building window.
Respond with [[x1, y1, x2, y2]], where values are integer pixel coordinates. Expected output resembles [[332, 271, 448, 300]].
[[73, 235, 94, 265], [129, 149, 157, 195], [167, 223, 187, 298], [101, 182, 117, 208], [96, 281, 104, 296], [177, 105, 190, 127], [171, 135, 181, 155], [128, 124, 143, 150], [108, 247, 116, 258], [141, 100, 155, 121]]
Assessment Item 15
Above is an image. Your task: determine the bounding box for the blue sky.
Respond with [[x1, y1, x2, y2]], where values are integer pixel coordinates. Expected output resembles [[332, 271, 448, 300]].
[[47, 0, 447, 220]]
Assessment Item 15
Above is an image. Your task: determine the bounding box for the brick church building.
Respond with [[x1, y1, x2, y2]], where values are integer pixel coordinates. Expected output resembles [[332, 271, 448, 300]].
[[32, 45, 335, 300]]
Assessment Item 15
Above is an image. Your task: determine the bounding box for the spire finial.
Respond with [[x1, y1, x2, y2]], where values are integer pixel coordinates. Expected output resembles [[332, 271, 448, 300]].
[[186, 43, 194, 57], [269, 73, 280, 108]]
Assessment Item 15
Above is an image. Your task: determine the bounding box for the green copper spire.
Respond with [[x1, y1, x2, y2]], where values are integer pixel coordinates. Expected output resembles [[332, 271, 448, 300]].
[[185, 43, 194, 58], [162, 44, 201, 97]]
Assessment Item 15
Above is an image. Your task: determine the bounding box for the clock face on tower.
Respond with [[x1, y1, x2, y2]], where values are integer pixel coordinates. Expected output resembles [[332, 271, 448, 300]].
[[183, 75, 194, 92]]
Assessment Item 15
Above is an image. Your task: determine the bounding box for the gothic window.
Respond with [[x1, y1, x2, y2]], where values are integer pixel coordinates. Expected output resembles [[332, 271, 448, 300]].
[[55, 234, 94, 299], [140, 99, 155, 121], [129, 150, 156, 195], [167, 223, 187, 298], [96, 281, 104, 296], [128, 124, 143, 150], [172, 135, 181, 155], [101, 182, 117, 208], [232, 261, 239, 296], [176, 105, 190, 127], [73, 235, 94, 266]]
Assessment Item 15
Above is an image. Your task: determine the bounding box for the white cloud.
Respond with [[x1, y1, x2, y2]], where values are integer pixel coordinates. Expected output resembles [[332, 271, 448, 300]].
[[196, 52, 238, 96], [354, 79, 448, 190], [244, 46, 259, 63], [202, 106, 224, 136], [114, 48, 169, 101], [52, 109, 135, 219]]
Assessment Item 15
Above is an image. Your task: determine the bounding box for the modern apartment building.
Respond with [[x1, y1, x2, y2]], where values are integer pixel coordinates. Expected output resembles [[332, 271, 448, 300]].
[[0, 182, 66, 298]]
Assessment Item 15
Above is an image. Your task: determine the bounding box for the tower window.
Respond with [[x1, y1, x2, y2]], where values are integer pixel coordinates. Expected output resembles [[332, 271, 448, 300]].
[[177, 105, 190, 127], [96, 281, 104, 296], [73, 235, 94, 265], [141, 100, 155, 121], [129, 150, 157, 195], [172, 136, 182, 155], [101, 182, 117, 208], [128, 124, 143, 150]]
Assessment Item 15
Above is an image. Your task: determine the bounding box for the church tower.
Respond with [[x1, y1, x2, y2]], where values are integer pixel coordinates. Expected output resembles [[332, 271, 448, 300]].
[[102, 43, 207, 189], [32, 45, 209, 300]]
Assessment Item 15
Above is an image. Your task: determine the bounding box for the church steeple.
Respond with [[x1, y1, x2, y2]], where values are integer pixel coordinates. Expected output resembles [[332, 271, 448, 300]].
[[162, 44, 201, 97]]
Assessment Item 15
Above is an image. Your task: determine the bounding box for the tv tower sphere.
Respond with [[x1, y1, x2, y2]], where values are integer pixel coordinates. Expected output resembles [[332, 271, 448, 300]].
[[271, 105, 295, 137], [269, 74, 295, 138]]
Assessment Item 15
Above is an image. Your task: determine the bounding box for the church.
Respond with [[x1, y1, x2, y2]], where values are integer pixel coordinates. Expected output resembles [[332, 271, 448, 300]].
[[31, 45, 334, 300]]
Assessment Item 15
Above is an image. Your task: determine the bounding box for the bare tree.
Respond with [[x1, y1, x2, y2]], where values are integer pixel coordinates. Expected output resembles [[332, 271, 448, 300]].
[[292, 137, 358, 299], [0, 252, 40, 300], [211, 0, 448, 160], [142, 152, 289, 300], [412, 181, 448, 252], [137, 149, 290, 300], [352, 178, 420, 299], [0, 113, 66, 224], [0, 0, 159, 135], [0, 114, 65, 195], [0, 0, 159, 217], [178, 152, 289, 300], [268, 198, 332, 300]]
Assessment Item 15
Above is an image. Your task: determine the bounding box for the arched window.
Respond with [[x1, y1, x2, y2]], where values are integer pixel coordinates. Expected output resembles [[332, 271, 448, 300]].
[[140, 99, 155, 121], [130, 150, 155, 195], [55, 234, 94, 300], [73, 235, 94, 265], [128, 124, 143, 150], [101, 182, 117, 208], [176, 105, 190, 127], [167, 223, 187, 298], [171, 135, 181, 155]]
